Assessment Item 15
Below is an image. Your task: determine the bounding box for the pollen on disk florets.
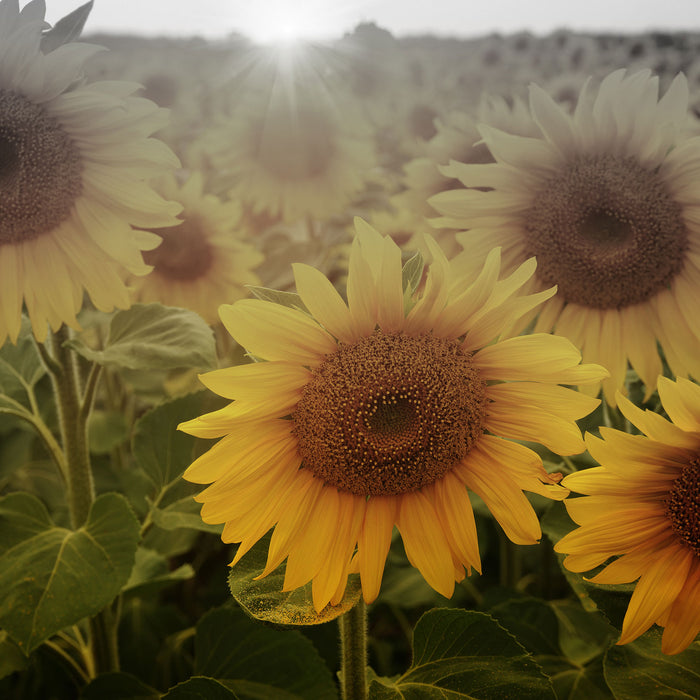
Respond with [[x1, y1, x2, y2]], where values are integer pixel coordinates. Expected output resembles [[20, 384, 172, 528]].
[[292, 330, 488, 496], [666, 458, 700, 557], [525, 154, 688, 310], [0, 90, 83, 245]]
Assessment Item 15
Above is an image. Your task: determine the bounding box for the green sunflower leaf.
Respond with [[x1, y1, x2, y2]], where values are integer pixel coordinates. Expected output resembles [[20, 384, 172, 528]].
[[194, 604, 337, 699], [163, 677, 239, 699], [550, 656, 612, 700], [66, 303, 216, 372], [247, 286, 309, 313], [132, 391, 219, 495], [227, 533, 362, 626], [604, 630, 700, 699], [41, 1, 94, 53], [0, 631, 28, 679], [0, 492, 139, 653], [82, 672, 160, 700], [0, 316, 45, 408], [368, 608, 556, 699], [88, 409, 129, 455], [151, 496, 223, 534], [122, 547, 194, 598]]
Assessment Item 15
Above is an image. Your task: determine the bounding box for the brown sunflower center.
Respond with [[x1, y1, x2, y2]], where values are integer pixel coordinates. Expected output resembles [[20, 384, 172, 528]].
[[666, 458, 700, 557], [524, 155, 688, 309], [142, 217, 213, 281], [292, 331, 488, 496], [0, 90, 83, 245], [253, 108, 336, 180]]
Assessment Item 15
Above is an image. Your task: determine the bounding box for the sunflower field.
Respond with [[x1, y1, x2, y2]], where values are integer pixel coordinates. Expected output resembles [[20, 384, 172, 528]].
[[1, 1, 700, 698]]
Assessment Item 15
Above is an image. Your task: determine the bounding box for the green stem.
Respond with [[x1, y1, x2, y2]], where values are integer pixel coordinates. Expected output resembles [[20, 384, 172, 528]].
[[339, 600, 368, 700], [45, 327, 94, 530], [89, 599, 121, 675], [498, 529, 521, 589], [44, 639, 90, 685]]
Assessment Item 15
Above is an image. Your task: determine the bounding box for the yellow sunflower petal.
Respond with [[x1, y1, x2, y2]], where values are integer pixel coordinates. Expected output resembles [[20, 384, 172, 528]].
[[617, 393, 700, 450], [358, 496, 398, 604], [475, 333, 607, 384], [619, 545, 693, 645], [396, 491, 456, 599], [662, 565, 700, 655], [198, 361, 311, 401], [293, 263, 356, 343], [219, 299, 336, 366]]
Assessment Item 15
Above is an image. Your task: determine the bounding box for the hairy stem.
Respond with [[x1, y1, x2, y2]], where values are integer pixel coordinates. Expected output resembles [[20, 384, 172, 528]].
[[339, 600, 368, 700]]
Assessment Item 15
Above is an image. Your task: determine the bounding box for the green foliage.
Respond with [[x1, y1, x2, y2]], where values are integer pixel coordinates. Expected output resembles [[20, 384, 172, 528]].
[[369, 608, 556, 699], [122, 547, 194, 598], [0, 493, 139, 653], [0, 317, 45, 412], [194, 605, 337, 699], [228, 533, 362, 626], [66, 304, 217, 372], [82, 672, 160, 700], [163, 677, 240, 699], [151, 496, 223, 534], [604, 632, 700, 699], [0, 632, 28, 679], [88, 410, 129, 455], [132, 391, 212, 495]]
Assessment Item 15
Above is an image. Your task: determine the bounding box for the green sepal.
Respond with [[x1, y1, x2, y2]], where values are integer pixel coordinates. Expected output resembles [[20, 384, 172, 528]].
[[247, 286, 309, 314]]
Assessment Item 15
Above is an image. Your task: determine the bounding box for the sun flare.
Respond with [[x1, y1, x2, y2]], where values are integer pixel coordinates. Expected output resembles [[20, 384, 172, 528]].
[[231, 1, 367, 44]]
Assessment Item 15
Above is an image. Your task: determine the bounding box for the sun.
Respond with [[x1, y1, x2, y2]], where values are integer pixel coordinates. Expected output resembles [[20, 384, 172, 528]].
[[232, 1, 367, 44]]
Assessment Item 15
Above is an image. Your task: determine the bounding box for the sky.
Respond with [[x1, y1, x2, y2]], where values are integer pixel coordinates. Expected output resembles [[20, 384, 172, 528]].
[[45, 0, 700, 43]]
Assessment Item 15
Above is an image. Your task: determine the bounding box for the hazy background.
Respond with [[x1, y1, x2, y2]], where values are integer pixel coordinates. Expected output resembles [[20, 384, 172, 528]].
[[46, 0, 700, 43]]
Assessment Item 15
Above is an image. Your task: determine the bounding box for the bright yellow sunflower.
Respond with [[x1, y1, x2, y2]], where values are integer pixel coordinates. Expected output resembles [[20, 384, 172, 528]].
[[430, 69, 700, 405], [180, 220, 607, 612], [555, 376, 700, 654], [0, 0, 181, 344], [129, 172, 263, 324]]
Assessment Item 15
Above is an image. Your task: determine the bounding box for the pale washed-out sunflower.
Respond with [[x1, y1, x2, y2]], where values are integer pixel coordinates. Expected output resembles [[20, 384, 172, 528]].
[[0, 0, 181, 344], [431, 69, 700, 404], [555, 376, 700, 654], [207, 84, 376, 224], [179, 220, 607, 611], [129, 172, 263, 324], [392, 98, 536, 256]]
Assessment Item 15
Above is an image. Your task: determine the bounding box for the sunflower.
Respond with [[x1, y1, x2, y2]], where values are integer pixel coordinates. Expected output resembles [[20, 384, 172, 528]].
[[206, 83, 376, 224], [180, 220, 607, 612], [0, 0, 181, 345], [393, 98, 536, 256], [430, 69, 700, 404], [555, 376, 700, 654], [129, 172, 263, 324]]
